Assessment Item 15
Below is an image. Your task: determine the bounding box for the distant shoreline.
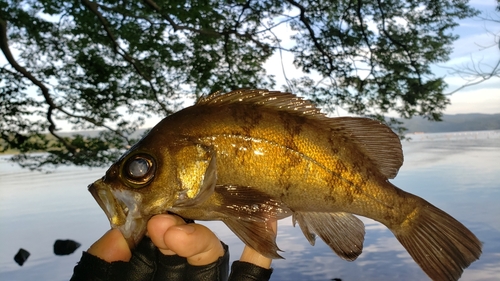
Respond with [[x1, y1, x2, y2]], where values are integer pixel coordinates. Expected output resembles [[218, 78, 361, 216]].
[[2, 129, 499, 156], [400, 113, 500, 133], [3, 113, 499, 155]]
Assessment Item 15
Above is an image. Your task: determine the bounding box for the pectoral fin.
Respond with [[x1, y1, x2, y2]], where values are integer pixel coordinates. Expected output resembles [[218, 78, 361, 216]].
[[213, 185, 292, 221], [175, 185, 291, 259], [209, 185, 292, 259], [293, 212, 365, 261], [224, 218, 283, 259]]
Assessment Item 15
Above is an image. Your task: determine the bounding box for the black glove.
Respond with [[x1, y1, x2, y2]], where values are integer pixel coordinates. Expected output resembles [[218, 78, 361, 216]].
[[70, 236, 273, 281]]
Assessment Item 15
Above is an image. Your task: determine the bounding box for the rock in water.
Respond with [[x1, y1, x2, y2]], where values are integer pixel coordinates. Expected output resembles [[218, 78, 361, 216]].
[[14, 248, 30, 266], [53, 239, 81, 255]]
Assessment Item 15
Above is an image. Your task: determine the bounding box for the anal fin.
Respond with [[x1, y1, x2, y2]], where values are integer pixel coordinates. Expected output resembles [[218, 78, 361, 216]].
[[293, 212, 365, 261]]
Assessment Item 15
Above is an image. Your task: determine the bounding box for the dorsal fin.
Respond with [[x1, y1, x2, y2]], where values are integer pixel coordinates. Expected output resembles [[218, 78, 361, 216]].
[[197, 89, 322, 115], [198, 89, 403, 178], [326, 117, 403, 178]]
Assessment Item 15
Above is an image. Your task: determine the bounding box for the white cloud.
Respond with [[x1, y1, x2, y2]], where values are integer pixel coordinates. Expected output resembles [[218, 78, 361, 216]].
[[447, 87, 500, 114]]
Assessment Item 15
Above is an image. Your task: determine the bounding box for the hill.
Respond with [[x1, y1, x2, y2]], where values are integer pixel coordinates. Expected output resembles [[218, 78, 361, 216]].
[[60, 113, 500, 136], [401, 113, 500, 133]]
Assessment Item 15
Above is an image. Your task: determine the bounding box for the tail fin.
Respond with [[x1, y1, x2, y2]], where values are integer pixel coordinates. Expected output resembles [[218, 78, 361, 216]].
[[393, 201, 482, 281]]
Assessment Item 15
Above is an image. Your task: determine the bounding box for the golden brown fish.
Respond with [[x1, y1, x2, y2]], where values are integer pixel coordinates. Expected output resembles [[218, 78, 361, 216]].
[[89, 89, 481, 281]]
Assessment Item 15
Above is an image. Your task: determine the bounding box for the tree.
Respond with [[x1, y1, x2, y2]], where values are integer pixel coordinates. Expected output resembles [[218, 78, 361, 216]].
[[0, 0, 478, 170]]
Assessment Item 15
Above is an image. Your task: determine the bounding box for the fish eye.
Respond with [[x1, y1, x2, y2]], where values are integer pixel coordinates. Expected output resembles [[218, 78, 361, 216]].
[[123, 154, 156, 186], [129, 158, 149, 178]]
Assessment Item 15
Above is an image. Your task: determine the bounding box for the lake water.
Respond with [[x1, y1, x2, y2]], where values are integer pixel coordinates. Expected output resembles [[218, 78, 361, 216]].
[[1, 130, 499, 281]]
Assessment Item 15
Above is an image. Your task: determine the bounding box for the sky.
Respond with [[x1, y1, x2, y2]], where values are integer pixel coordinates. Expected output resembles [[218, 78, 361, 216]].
[[419, 0, 500, 115], [434, 0, 500, 114]]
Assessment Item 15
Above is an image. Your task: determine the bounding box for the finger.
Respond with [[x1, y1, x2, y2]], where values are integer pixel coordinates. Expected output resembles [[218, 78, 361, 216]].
[[148, 214, 225, 265], [164, 223, 225, 266], [239, 220, 278, 269], [147, 214, 186, 255], [87, 228, 132, 262]]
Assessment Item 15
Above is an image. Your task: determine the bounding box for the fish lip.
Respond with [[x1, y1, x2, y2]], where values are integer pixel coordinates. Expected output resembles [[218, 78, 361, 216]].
[[88, 180, 146, 248], [88, 181, 127, 226]]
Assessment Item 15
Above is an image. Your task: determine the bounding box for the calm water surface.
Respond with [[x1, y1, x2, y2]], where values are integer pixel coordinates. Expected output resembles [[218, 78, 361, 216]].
[[1, 131, 499, 280]]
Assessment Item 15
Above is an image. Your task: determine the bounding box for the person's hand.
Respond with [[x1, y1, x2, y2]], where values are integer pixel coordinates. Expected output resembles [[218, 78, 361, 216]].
[[149, 214, 228, 265], [88, 214, 276, 267], [72, 214, 276, 281], [87, 214, 226, 266]]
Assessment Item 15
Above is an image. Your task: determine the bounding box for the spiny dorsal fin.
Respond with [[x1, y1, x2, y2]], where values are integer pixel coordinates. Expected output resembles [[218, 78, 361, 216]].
[[197, 89, 322, 115], [198, 89, 403, 179]]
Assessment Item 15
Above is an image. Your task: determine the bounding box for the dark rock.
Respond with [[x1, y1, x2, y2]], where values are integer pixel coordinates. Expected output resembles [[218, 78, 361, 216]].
[[14, 248, 30, 266], [53, 239, 81, 255]]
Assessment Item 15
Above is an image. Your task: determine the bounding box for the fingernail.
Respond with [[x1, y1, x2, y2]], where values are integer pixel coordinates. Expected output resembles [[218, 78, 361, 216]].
[[174, 224, 195, 234]]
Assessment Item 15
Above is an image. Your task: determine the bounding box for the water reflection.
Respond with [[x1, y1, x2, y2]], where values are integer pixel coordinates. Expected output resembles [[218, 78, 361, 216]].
[[1, 131, 499, 280]]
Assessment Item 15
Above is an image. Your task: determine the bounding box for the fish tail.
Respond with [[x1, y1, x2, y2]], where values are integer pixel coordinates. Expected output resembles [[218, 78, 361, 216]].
[[392, 200, 482, 281]]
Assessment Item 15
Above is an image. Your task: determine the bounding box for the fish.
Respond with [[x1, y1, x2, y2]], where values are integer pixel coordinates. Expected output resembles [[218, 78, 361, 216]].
[[89, 89, 482, 281]]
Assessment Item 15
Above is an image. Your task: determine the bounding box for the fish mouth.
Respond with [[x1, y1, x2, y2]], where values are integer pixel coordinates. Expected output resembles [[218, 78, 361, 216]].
[[88, 179, 147, 249], [89, 180, 127, 225]]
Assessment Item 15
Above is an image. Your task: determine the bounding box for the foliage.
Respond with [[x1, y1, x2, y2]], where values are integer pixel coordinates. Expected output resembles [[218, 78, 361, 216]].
[[0, 0, 478, 169]]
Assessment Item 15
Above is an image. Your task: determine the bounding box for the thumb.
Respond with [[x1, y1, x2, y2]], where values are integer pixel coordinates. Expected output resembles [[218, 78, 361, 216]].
[[87, 228, 132, 262]]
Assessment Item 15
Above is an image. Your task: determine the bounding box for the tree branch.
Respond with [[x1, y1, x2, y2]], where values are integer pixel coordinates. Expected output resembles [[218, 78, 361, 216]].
[[355, 0, 377, 82], [375, 0, 422, 83], [285, 0, 336, 76], [81, 0, 172, 115], [141, 0, 270, 51], [0, 16, 78, 152], [96, 3, 156, 26], [444, 59, 500, 95]]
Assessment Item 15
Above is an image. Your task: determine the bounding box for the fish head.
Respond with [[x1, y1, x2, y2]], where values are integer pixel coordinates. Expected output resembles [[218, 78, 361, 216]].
[[88, 137, 217, 248]]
